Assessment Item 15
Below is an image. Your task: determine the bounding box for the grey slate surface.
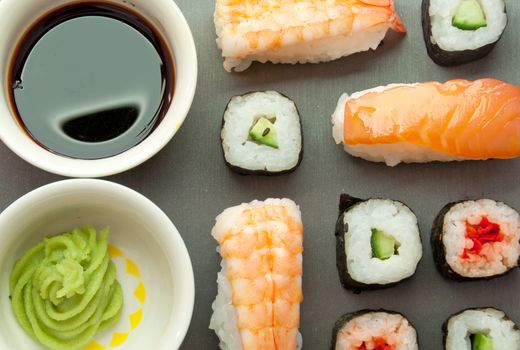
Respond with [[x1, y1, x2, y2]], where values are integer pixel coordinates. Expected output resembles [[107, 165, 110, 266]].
[[0, 0, 519, 349]]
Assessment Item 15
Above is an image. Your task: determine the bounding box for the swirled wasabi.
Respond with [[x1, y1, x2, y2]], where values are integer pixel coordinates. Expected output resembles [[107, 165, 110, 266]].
[[10, 226, 123, 350]]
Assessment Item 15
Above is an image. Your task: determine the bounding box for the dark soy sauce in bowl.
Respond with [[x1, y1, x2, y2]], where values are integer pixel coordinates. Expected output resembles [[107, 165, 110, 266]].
[[8, 2, 175, 159]]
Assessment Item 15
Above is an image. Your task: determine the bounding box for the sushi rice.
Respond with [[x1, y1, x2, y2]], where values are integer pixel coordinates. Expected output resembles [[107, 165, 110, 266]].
[[210, 268, 242, 350], [336, 195, 422, 290], [332, 84, 464, 166], [444, 308, 520, 350], [332, 310, 419, 350], [209, 198, 303, 349], [427, 0, 507, 52], [342, 199, 422, 286], [331, 79, 520, 166], [422, 0, 508, 65], [438, 199, 520, 279], [221, 91, 302, 174], [214, 0, 406, 72]]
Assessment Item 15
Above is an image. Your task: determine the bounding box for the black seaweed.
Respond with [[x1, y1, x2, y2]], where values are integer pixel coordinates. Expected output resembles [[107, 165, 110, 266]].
[[220, 91, 303, 176], [442, 307, 520, 349], [331, 309, 419, 350], [431, 201, 462, 280], [431, 200, 520, 282], [335, 194, 421, 293], [421, 0, 507, 66]]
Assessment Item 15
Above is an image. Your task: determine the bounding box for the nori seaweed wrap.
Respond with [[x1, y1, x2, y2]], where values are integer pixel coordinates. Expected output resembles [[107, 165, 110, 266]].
[[422, 0, 507, 66], [443, 307, 520, 349], [331, 310, 419, 350], [335, 194, 422, 293], [431, 199, 520, 281], [220, 91, 303, 175]]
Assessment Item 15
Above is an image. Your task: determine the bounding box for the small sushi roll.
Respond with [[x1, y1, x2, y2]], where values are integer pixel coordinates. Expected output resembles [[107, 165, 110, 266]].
[[214, 0, 406, 72], [444, 308, 520, 349], [422, 0, 507, 66], [432, 199, 520, 281], [331, 310, 419, 350], [331, 79, 520, 166], [209, 198, 303, 349], [335, 194, 422, 292], [221, 91, 303, 175]]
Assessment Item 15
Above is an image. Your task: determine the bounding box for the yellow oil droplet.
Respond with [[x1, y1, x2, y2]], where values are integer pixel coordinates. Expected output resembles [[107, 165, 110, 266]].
[[129, 309, 143, 330], [110, 332, 129, 347], [108, 245, 124, 258], [126, 258, 140, 278], [83, 341, 105, 350], [134, 282, 146, 305]]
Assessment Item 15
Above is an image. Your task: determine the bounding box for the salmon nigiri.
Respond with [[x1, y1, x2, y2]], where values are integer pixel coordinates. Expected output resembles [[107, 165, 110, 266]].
[[332, 79, 520, 166], [209, 198, 303, 349]]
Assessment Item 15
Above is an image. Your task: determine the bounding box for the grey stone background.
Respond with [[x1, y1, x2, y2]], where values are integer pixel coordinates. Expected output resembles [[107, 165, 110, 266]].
[[0, 0, 519, 349]]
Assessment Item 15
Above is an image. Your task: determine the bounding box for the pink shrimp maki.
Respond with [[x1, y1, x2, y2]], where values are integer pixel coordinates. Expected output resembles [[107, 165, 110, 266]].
[[331, 310, 419, 350], [214, 0, 406, 72], [431, 199, 520, 281], [209, 198, 304, 349]]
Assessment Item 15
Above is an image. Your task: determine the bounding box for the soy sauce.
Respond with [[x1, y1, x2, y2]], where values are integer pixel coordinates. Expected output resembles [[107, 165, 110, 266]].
[[8, 2, 175, 159]]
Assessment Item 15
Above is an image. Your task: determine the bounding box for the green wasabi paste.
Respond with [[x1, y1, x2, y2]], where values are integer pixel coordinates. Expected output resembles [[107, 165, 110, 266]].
[[10, 226, 123, 350]]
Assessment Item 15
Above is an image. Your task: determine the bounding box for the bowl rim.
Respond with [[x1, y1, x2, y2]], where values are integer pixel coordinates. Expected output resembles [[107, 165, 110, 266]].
[[0, 0, 198, 178], [0, 179, 195, 350]]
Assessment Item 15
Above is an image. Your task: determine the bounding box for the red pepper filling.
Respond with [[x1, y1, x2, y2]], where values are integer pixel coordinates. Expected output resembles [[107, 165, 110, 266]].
[[358, 338, 393, 350], [462, 217, 504, 259]]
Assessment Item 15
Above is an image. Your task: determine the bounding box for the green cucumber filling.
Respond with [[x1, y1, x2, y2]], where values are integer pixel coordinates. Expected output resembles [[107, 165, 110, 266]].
[[370, 228, 400, 260], [471, 333, 494, 350], [249, 115, 278, 148], [452, 0, 487, 30]]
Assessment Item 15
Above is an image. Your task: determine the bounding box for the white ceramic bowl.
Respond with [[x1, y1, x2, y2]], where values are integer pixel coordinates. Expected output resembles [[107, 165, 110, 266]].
[[0, 179, 194, 350], [0, 0, 197, 177]]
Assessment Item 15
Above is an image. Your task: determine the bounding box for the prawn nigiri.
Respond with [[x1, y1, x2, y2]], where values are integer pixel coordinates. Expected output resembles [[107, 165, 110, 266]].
[[332, 79, 520, 166], [215, 0, 406, 72], [209, 198, 303, 349]]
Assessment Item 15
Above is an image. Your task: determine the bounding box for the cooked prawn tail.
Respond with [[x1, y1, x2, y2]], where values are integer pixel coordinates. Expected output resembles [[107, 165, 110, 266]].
[[389, 3, 407, 33]]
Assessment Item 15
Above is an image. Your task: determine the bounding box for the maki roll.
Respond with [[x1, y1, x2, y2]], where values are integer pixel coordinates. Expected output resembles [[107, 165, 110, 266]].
[[444, 308, 520, 349], [331, 310, 419, 350], [422, 0, 507, 66], [335, 195, 422, 292], [221, 91, 303, 175], [432, 199, 520, 281]]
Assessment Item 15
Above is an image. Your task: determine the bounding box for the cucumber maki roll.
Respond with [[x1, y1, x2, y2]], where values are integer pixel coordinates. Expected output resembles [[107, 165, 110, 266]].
[[431, 199, 520, 281], [220, 91, 303, 175], [444, 308, 520, 349], [331, 310, 419, 350], [335, 194, 422, 292], [422, 0, 507, 66]]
